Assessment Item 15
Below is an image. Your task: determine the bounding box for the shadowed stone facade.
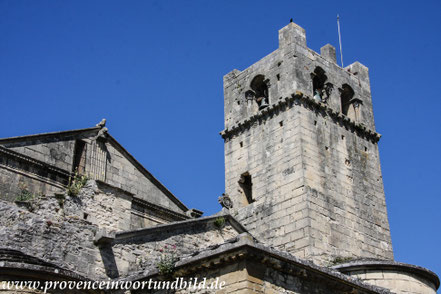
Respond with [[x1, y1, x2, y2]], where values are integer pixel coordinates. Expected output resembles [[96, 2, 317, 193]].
[[0, 21, 438, 294]]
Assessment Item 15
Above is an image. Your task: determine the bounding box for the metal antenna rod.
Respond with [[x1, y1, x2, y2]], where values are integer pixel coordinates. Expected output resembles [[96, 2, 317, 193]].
[[337, 14, 344, 67]]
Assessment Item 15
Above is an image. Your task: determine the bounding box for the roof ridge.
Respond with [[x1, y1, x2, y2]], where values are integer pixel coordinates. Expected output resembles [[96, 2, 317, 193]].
[[0, 126, 101, 143]]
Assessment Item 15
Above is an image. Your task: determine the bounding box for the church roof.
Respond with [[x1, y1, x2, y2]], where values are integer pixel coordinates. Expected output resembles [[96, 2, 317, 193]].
[[0, 122, 190, 212]]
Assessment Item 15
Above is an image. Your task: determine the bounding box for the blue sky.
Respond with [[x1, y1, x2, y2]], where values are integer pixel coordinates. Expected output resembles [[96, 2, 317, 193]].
[[1, 0, 440, 277]]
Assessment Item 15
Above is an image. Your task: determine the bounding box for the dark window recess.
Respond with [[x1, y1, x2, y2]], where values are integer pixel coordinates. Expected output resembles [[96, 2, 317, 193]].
[[72, 140, 87, 174], [340, 84, 355, 115], [311, 67, 333, 103], [311, 67, 327, 101], [250, 75, 269, 110], [239, 172, 254, 204]]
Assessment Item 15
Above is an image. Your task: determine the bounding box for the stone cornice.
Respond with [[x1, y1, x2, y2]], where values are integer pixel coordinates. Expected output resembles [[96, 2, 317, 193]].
[[131, 197, 190, 222], [221, 92, 381, 144], [113, 213, 248, 242], [0, 127, 100, 144]]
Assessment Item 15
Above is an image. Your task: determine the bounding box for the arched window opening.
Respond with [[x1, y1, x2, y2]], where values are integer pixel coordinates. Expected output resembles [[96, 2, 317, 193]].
[[340, 84, 355, 115], [311, 67, 328, 103], [250, 75, 269, 110]]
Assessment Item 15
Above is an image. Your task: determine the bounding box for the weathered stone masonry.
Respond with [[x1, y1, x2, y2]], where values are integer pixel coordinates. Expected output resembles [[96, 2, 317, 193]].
[[0, 21, 439, 294], [222, 22, 392, 265]]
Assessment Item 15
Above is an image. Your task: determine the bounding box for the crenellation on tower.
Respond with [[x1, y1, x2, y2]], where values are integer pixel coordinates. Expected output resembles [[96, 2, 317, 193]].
[[279, 22, 307, 48], [320, 44, 337, 63], [225, 29, 376, 133]]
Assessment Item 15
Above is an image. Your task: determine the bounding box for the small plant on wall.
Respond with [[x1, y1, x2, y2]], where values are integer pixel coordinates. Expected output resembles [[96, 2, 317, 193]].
[[16, 188, 35, 202], [214, 216, 226, 230], [328, 256, 354, 266], [67, 170, 88, 196], [15, 183, 40, 211], [157, 244, 178, 277]]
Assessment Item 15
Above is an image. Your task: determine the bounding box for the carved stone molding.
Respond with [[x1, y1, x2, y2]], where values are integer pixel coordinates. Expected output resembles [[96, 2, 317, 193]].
[[221, 92, 381, 143]]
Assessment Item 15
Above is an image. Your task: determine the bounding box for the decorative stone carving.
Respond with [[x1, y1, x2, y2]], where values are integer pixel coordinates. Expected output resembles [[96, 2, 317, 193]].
[[218, 193, 233, 209], [323, 82, 334, 103], [96, 118, 106, 128], [94, 127, 108, 141]]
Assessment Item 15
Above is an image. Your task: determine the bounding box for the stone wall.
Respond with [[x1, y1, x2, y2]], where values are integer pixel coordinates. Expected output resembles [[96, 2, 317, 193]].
[[299, 103, 392, 262], [0, 163, 63, 202], [0, 181, 143, 280], [0, 184, 241, 282], [226, 96, 393, 264], [1, 130, 96, 172], [0, 199, 102, 279], [172, 261, 252, 294], [0, 146, 67, 202], [110, 222, 238, 278]]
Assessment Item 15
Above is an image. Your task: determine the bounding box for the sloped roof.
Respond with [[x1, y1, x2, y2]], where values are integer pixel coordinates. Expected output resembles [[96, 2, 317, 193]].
[[0, 126, 101, 144]]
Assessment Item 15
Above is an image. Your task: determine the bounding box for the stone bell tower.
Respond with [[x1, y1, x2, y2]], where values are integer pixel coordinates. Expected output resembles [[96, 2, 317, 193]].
[[221, 22, 393, 265]]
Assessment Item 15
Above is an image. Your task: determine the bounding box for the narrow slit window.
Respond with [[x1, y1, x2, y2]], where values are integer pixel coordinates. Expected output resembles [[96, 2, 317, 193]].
[[239, 172, 254, 204]]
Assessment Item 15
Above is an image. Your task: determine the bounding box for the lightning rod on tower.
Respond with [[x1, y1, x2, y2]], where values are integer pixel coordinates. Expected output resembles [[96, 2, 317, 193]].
[[337, 14, 344, 67]]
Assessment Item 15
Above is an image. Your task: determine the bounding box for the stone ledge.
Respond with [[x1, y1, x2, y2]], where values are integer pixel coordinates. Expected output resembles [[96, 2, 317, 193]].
[[131, 197, 191, 222], [0, 127, 100, 144], [113, 213, 249, 242], [221, 92, 381, 143]]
